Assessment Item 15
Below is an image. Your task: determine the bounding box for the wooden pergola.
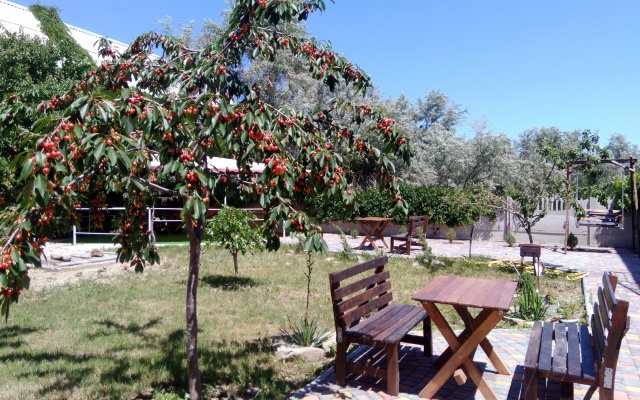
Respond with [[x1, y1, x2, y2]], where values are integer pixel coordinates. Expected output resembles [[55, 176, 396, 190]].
[[564, 157, 639, 256]]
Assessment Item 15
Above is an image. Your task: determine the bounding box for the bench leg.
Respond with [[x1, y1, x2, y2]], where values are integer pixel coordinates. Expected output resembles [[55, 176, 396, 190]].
[[599, 384, 614, 400], [523, 367, 538, 400], [335, 340, 347, 387], [560, 381, 574, 399], [386, 343, 399, 396], [423, 316, 432, 357]]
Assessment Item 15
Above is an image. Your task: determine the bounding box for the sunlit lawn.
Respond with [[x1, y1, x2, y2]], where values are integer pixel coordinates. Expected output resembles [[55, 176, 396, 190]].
[[0, 245, 582, 399]]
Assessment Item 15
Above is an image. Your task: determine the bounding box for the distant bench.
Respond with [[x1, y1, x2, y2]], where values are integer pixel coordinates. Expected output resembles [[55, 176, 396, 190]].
[[390, 215, 429, 255]]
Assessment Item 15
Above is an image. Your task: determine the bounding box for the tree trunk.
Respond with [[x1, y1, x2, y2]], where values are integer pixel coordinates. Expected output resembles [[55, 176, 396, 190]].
[[186, 213, 204, 400], [232, 252, 239, 278], [526, 226, 534, 244]]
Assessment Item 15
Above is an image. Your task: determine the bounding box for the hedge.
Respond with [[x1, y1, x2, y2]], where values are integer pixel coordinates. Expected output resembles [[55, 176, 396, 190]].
[[309, 184, 494, 227]]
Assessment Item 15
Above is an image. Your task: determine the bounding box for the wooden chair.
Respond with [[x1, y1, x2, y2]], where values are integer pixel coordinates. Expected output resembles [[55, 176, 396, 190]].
[[524, 272, 630, 399], [328, 256, 432, 396], [390, 215, 429, 255]]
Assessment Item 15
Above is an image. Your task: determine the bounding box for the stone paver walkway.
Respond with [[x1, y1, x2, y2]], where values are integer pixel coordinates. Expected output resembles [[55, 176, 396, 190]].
[[288, 235, 640, 400]]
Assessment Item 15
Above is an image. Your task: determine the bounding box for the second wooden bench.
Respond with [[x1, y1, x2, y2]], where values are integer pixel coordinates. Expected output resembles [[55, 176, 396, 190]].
[[524, 272, 630, 399], [329, 256, 432, 396]]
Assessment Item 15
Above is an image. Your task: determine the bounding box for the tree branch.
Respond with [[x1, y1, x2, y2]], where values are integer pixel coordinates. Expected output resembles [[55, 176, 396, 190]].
[[131, 175, 182, 197]]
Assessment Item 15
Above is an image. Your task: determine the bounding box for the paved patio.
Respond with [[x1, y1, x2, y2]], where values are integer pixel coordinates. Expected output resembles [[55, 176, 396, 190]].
[[289, 235, 640, 400]]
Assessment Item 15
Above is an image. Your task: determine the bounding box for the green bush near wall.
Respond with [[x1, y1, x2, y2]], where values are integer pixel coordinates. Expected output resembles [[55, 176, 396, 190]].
[[310, 184, 495, 227]]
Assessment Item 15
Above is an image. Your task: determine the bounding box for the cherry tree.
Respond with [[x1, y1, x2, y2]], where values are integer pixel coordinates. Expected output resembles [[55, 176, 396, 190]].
[[0, 0, 411, 398]]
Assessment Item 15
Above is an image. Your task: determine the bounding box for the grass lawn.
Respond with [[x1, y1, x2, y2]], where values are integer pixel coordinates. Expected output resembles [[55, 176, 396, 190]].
[[0, 245, 583, 399]]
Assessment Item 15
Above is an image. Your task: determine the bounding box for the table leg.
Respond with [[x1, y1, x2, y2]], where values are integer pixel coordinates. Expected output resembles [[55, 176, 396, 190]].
[[357, 221, 381, 251], [419, 303, 504, 400], [433, 308, 510, 376], [455, 306, 511, 375], [374, 220, 392, 250], [357, 221, 371, 250]]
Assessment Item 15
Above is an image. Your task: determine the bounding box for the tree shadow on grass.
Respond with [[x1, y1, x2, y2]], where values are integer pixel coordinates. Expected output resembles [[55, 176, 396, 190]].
[[200, 274, 259, 290], [143, 329, 310, 399], [86, 317, 161, 340], [0, 325, 38, 349], [1, 317, 306, 399]]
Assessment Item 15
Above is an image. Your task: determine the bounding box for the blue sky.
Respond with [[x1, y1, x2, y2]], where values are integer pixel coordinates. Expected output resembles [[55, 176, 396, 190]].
[[10, 0, 639, 143]]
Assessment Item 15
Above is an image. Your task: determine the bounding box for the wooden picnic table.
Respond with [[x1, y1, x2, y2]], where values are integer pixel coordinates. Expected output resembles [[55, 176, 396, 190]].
[[412, 275, 518, 400], [356, 217, 393, 251]]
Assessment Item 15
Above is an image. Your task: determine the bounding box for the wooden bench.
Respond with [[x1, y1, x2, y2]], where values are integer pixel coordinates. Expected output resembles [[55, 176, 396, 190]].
[[328, 256, 432, 396], [390, 215, 429, 255], [524, 272, 630, 399]]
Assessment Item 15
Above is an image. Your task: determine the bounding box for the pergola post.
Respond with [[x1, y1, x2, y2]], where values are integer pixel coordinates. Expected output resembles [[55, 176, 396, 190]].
[[631, 157, 638, 255], [564, 161, 571, 254]]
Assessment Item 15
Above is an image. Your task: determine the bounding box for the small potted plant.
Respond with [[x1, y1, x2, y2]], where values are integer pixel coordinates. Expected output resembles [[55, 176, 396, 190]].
[[446, 228, 456, 244]]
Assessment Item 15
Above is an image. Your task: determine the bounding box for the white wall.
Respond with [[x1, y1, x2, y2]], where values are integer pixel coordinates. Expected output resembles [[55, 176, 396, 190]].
[[320, 196, 637, 249]]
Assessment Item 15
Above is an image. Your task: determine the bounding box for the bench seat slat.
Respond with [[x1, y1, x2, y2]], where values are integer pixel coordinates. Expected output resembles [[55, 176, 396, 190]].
[[357, 304, 414, 339], [346, 304, 427, 344], [524, 321, 543, 369], [537, 321, 554, 373], [380, 306, 427, 343], [579, 324, 596, 380], [552, 323, 568, 375], [566, 322, 582, 378], [344, 304, 397, 335]]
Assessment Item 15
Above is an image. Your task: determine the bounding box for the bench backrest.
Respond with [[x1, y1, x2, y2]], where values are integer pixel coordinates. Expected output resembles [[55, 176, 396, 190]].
[[328, 256, 392, 331], [407, 215, 429, 238], [591, 272, 630, 381]]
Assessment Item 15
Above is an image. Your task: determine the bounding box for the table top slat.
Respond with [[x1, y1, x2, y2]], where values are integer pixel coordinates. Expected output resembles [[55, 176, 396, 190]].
[[356, 217, 393, 223], [493, 281, 519, 310], [411, 275, 455, 303], [439, 278, 477, 305]]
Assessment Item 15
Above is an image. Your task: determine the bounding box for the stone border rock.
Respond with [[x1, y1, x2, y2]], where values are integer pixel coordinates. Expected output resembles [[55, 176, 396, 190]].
[[272, 333, 336, 362]]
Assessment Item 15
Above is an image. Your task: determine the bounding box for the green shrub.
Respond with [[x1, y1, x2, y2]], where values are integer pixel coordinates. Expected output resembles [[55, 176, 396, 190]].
[[446, 228, 456, 243], [513, 274, 549, 321], [337, 230, 357, 261], [505, 233, 516, 247], [204, 206, 265, 278], [415, 227, 436, 267], [349, 229, 359, 239], [279, 317, 331, 348], [567, 232, 578, 250]]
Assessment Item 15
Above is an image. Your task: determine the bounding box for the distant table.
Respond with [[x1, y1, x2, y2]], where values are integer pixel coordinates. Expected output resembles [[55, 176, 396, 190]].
[[356, 217, 393, 251], [412, 275, 518, 400]]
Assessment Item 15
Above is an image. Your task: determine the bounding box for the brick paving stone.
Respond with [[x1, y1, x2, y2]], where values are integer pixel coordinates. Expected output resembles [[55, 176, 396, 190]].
[[288, 236, 640, 399]]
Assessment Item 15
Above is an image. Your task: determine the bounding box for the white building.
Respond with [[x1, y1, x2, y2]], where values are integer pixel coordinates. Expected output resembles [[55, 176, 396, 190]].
[[0, 0, 129, 62]]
